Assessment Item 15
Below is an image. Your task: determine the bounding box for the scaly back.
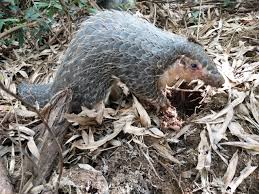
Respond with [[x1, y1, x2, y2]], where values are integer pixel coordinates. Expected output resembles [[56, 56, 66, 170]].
[[19, 10, 223, 109]]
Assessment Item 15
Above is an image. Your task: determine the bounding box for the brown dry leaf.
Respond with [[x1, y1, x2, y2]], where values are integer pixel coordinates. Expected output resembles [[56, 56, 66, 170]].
[[241, 115, 259, 130], [83, 129, 95, 145], [223, 151, 238, 190], [202, 19, 222, 39], [112, 107, 164, 138], [0, 145, 11, 157], [248, 83, 259, 124], [195, 130, 212, 192], [29, 66, 48, 83], [18, 70, 29, 79], [72, 120, 123, 152], [27, 137, 40, 160], [227, 162, 257, 194], [0, 77, 16, 101], [196, 130, 211, 171], [220, 54, 237, 83], [116, 79, 130, 96], [94, 102, 105, 124], [29, 185, 46, 194], [108, 139, 122, 147], [8, 124, 35, 137], [0, 158, 15, 194], [167, 124, 192, 143], [9, 144, 15, 174], [114, 108, 135, 129], [132, 138, 148, 148], [64, 113, 96, 126], [123, 124, 164, 138], [206, 123, 228, 164], [78, 163, 99, 171], [220, 141, 259, 153], [80, 102, 105, 124], [148, 127, 165, 137], [103, 107, 118, 120], [42, 89, 72, 126], [64, 134, 80, 145], [219, 104, 234, 137], [195, 90, 246, 123], [123, 124, 148, 136], [228, 121, 259, 144], [65, 102, 108, 125], [133, 95, 151, 128], [236, 103, 250, 117], [152, 140, 181, 164], [81, 129, 89, 145], [13, 108, 37, 118], [205, 106, 233, 147], [0, 105, 10, 112], [72, 133, 120, 152], [56, 165, 109, 194]]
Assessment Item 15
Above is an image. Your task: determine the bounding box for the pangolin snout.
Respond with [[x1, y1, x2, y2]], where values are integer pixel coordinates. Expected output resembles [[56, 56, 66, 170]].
[[204, 72, 225, 87]]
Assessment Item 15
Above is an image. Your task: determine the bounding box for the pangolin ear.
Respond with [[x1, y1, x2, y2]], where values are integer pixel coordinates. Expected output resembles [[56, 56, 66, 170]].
[[187, 36, 202, 46], [178, 55, 187, 67]]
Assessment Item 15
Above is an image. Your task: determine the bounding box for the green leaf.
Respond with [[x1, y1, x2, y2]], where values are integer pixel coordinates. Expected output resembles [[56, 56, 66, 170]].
[[25, 7, 40, 21], [88, 8, 97, 14], [47, 7, 57, 17], [191, 11, 199, 19], [79, 0, 87, 8], [17, 28, 25, 47], [34, 2, 50, 9], [2, 18, 19, 22], [0, 20, 4, 31], [50, 0, 62, 10], [2, 0, 16, 6], [0, 18, 19, 31], [8, 4, 19, 12]]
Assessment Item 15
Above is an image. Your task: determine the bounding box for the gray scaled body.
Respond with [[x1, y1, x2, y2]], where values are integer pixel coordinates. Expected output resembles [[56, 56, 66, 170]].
[[18, 11, 224, 109]]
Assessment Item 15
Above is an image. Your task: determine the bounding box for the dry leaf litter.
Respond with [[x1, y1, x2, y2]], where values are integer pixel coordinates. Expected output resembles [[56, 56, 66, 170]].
[[0, 1, 259, 194]]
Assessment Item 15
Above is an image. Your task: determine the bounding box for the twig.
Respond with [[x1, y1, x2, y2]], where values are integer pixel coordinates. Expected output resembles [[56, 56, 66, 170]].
[[196, 0, 203, 40], [158, 160, 184, 193], [88, 0, 102, 10], [0, 22, 37, 39], [12, 104, 25, 194], [0, 159, 14, 194], [0, 82, 63, 191], [48, 27, 65, 45], [140, 147, 163, 180], [58, 0, 72, 34], [170, 88, 203, 93]]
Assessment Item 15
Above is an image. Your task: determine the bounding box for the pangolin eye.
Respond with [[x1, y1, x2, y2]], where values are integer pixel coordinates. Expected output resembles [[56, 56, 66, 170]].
[[191, 63, 198, 69]]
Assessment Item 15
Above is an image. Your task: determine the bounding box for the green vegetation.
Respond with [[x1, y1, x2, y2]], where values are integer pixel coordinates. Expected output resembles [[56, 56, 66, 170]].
[[0, 0, 92, 47]]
